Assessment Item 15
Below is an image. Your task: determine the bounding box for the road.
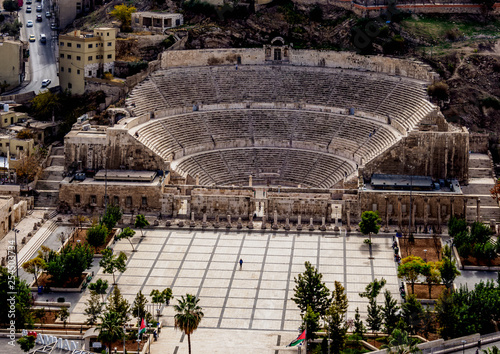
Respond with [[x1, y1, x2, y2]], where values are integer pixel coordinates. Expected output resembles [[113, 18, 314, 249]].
[[14, 0, 59, 94]]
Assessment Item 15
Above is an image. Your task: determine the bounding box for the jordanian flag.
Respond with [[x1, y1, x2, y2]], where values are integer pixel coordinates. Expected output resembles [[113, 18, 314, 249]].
[[287, 330, 306, 347], [139, 318, 146, 335]]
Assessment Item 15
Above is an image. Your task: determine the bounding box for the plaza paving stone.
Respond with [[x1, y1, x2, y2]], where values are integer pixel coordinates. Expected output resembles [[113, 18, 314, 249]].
[[70, 229, 401, 353]]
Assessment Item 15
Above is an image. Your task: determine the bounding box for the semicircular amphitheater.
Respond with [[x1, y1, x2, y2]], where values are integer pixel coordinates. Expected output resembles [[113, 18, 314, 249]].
[[125, 64, 435, 188]]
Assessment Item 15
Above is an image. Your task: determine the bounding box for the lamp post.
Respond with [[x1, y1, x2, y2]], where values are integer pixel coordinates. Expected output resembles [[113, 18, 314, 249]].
[[461, 340, 466, 354], [13, 228, 19, 278], [148, 323, 152, 354], [424, 249, 427, 262], [123, 326, 126, 354]]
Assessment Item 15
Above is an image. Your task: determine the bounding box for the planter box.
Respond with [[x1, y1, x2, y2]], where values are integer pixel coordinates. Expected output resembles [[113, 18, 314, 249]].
[[30, 272, 91, 293]]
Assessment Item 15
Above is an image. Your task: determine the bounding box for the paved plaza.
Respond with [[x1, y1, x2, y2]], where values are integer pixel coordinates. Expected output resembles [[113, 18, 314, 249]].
[[69, 229, 400, 353]]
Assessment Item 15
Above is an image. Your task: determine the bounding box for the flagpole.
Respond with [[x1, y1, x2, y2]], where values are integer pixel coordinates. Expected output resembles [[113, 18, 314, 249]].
[[137, 306, 141, 354]]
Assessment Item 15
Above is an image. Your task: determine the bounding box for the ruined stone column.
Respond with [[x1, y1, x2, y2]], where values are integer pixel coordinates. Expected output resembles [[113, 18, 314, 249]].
[[397, 197, 402, 230], [384, 197, 389, 233], [195, 174, 200, 186], [477, 198, 481, 222], [226, 215, 232, 229], [214, 214, 220, 228], [285, 217, 290, 231], [423, 198, 429, 232], [273, 210, 278, 230], [202, 213, 207, 228], [248, 214, 254, 229], [237, 217, 242, 229], [437, 198, 442, 234], [320, 217, 326, 231], [190, 212, 196, 227], [309, 218, 314, 231], [249, 175, 253, 187], [261, 215, 267, 230], [297, 215, 302, 231], [346, 204, 351, 233]]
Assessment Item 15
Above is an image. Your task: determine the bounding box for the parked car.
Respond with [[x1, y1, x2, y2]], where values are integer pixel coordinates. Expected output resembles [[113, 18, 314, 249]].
[[41, 79, 51, 87], [50, 23, 57, 30], [26, 6, 31, 12], [29, 34, 35, 42], [26, 0, 32, 3], [45, 11, 51, 18], [26, 20, 33, 27], [40, 34, 46, 43], [36, 14, 42, 21], [36, 5, 42, 12]]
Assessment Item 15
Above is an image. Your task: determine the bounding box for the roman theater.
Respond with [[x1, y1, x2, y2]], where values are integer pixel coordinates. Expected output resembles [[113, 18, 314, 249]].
[[61, 39, 473, 231]]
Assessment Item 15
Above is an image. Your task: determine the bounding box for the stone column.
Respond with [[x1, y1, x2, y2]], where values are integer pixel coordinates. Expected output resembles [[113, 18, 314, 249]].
[[248, 214, 254, 229], [384, 196, 389, 233], [202, 213, 207, 228], [477, 198, 481, 222], [214, 214, 220, 228], [297, 215, 302, 231], [248, 175, 252, 187], [226, 215, 232, 229], [397, 197, 402, 230], [273, 210, 278, 230], [309, 218, 314, 231], [437, 199, 441, 234], [320, 217, 326, 231], [423, 198, 429, 232], [261, 215, 267, 230], [237, 217, 242, 229], [346, 204, 351, 233], [285, 217, 290, 231], [195, 174, 200, 186], [190, 212, 196, 227]]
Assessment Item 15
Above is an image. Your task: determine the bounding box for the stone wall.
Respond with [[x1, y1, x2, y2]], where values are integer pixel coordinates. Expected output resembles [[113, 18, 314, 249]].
[[267, 191, 332, 222], [161, 48, 438, 82], [363, 128, 469, 183], [469, 133, 489, 154]]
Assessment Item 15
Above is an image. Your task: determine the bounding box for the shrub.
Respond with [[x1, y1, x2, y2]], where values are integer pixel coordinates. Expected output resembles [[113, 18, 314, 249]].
[[86, 223, 108, 248], [481, 96, 500, 110], [57, 297, 65, 303], [428, 81, 449, 101]]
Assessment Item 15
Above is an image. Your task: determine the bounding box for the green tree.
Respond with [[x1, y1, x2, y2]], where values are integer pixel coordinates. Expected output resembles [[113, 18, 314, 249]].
[[134, 214, 149, 237], [97, 311, 124, 354], [150, 289, 164, 315], [57, 307, 70, 333], [448, 216, 467, 238], [162, 288, 173, 305], [33, 308, 47, 331], [435, 289, 458, 339], [353, 307, 366, 339], [301, 305, 320, 342], [102, 204, 122, 231], [116, 227, 136, 251], [88, 278, 109, 302], [382, 290, 399, 334], [325, 281, 349, 354], [401, 294, 423, 335], [132, 291, 149, 325], [106, 286, 130, 326], [100, 248, 127, 284], [85, 290, 103, 326], [110, 4, 136, 32], [291, 261, 331, 317], [360, 278, 386, 339], [86, 223, 108, 248], [421, 261, 441, 299], [174, 294, 204, 354], [17, 335, 36, 352], [3, 0, 18, 12], [398, 256, 424, 294], [30, 91, 60, 121], [385, 328, 421, 354], [483, 346, 500, 354], [0, 267, 33, 329], [22, 257, 46, 287], [60, 243, 94, 279], [359, 211, 382, 242]]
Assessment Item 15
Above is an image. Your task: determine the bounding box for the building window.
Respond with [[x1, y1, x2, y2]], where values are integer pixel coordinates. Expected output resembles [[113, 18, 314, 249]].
[[0, 143, 2, 147], [61, 67, 64, 72], [67, 43, 72, 47], [75, 194, 81, 204], [126, 196, 132, 207], [113, 196, 119, 205], [90, 195, 97, 205], [107, 54, 112, 59], [77, 44, 81, 48], [67, 54, 72, 59], [18, 146, 23, 151], [88, 56, 92, 61], [142, 197, 147, 206], [77, 69, 80, 75], [5, 143, 9, 147], [88, 71, 92, 76], [107, 42, 112, 46], [103, 195, 109, 206], [68, 82, 72, 89], [88, 44, 92, 48], [3, 119, 7, 123], [60, 42, 64, 46], [107, 32, 109, 36], [77, 56, 81, 61], [60, 54, 64, 58], [68, 68, 71, 73]]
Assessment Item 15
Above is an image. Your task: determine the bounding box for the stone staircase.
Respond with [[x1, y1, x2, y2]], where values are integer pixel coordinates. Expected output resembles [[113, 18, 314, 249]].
[[35, 146, 64, 208], [461, 153, 500, 223]]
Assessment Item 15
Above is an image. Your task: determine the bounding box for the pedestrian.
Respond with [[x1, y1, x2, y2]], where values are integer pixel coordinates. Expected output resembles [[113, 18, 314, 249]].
[[239, 258, 243, 269]]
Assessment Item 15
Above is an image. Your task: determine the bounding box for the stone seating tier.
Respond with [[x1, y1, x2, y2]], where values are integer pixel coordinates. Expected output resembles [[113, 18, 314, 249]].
[[126, 65, 433, 131]]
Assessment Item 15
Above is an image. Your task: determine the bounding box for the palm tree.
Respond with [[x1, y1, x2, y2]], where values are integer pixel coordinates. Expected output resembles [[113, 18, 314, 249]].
[[97, 311, 124, 354], [174, 294, 204, 354]]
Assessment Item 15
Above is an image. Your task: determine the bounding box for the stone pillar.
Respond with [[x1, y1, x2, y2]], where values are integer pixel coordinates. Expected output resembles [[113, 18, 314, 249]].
[[423, 198, 429, 232], [297, 215, 302, 231], [190, 212, 196, 227], [346, 204, 351, 233], [202, 213, 207, 228], [195, 174, 200, 186], [272, 210, 278, 230], [320, 217, 326, 231], [237, 217, 242, 229], [477, 198, 481, 222], [309, 218, 314, 231], [248, 214, 254, 229], [226, 215, 232, 229], [397, 197, 402, 230], [248, 175, 252, 187], [437, 198, 441, 234], [261, 215, 267, 230], [285, 217, 290, 231], [384, 197, 389, 233], [463, 198, 468, 222], [214, 214, 220, 228]]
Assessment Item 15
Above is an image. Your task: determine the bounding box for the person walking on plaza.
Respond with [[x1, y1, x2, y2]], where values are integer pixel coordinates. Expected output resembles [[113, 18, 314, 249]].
[[239, 258, 243, 269]]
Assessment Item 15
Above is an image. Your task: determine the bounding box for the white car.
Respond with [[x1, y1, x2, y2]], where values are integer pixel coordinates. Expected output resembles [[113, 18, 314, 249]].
[[45, 11, 51, 18], [26, 20, 33, 27], [41, 79, 51, 87]]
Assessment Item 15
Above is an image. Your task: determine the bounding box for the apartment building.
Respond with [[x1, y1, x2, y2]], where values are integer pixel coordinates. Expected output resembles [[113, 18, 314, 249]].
[[59, 27, 117, 95]]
